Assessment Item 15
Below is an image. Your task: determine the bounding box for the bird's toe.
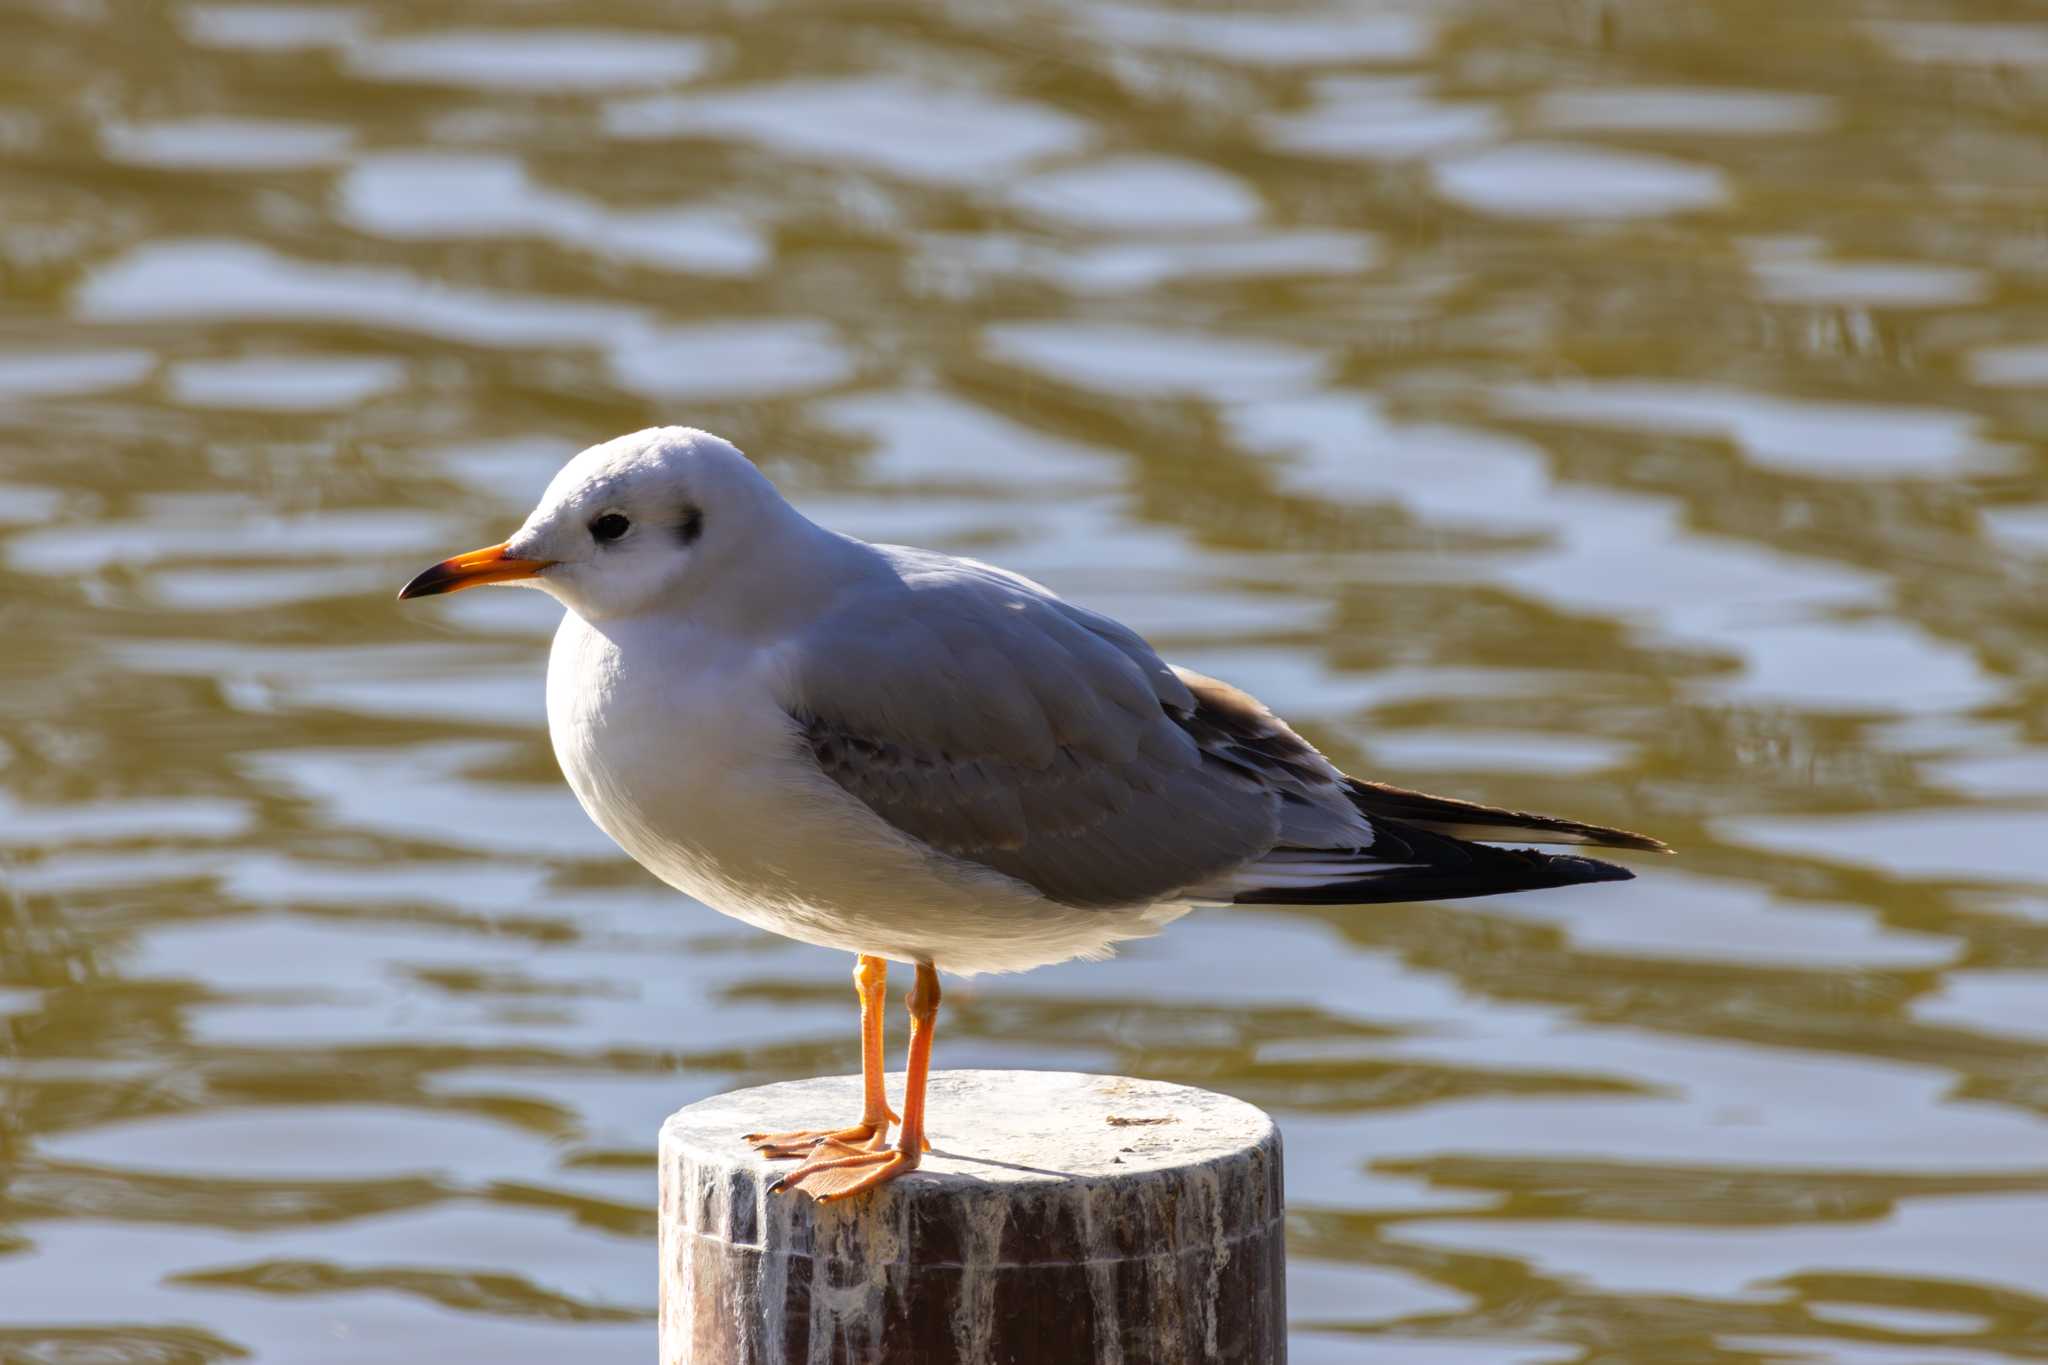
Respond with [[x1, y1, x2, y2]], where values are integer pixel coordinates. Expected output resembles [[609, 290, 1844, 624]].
[[770, 1145, 917, 1202], [744, 1121, 890, 1160]]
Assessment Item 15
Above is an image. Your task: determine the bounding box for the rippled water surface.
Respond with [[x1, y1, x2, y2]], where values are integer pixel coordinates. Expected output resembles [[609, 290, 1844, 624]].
[[4, 2, 2047, 1361]]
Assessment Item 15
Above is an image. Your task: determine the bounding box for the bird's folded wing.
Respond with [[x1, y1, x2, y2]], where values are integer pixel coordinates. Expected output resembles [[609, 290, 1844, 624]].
[[774, 554, 1283, 909]]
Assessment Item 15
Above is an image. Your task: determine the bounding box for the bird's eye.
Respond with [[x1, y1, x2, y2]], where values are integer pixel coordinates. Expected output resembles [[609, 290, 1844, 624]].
[[590, 513, 631, 543]]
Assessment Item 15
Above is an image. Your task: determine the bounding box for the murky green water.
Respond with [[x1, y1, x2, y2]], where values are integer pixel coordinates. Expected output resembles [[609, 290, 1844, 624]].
[[3, 1, 2045, 1361]]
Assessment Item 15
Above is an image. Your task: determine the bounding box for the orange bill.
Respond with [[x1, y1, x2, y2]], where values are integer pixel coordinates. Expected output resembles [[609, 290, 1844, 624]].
[[397, 542, 554, 599]]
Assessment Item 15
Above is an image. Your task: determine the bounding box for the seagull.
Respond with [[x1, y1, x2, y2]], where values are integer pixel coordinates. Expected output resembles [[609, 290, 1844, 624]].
[[399, 427, 1665, 1201]]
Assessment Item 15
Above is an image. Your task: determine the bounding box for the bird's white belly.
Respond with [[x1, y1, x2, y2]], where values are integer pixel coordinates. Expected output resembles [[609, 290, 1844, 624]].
[[545, 614, 1185, 974]]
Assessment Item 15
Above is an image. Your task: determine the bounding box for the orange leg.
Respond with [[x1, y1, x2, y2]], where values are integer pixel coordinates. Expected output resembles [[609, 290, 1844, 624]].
[[773, 961, 938, 1202], [744, 955, 899, 1159]]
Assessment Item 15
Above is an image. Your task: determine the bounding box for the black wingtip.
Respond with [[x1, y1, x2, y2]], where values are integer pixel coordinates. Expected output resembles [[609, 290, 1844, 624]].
[[1344, 778, 1669, 852], [1233, 831, 1642, 907], [1546, 853, 1635, 885]]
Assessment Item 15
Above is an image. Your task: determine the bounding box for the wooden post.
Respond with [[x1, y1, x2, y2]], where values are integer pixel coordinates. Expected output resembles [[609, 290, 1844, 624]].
[[659, 1069, 1286, 1365]]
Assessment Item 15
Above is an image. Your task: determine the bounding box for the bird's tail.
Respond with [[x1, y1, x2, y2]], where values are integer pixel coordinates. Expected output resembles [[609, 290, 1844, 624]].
[[1342, 778, 1668, 852], [1227, 815, 1639, 907]]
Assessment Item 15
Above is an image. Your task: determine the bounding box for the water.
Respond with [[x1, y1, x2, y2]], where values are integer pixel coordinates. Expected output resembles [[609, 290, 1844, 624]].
[[2, 1, 2045, 1360]]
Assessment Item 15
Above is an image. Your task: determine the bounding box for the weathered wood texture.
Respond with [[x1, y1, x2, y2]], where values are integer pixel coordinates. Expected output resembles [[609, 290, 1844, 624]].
[[660, 1069, 1286, 1365]]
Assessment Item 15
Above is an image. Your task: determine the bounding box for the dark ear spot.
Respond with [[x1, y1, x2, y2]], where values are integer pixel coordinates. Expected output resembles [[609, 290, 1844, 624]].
[[676, 505, 704, 546]]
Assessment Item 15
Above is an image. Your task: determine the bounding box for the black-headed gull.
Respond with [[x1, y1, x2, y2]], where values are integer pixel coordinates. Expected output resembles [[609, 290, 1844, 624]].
[[399, 427, 1664, 1199]]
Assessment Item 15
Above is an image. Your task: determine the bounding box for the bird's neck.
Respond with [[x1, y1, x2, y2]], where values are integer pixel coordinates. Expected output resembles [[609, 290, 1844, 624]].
[[656, 509, 887, 643]]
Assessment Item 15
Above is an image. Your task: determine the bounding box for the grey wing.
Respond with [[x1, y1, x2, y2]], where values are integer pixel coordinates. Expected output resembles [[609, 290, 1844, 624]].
[[777, 554, 1321, 908], [777, 549, 1652, 911]]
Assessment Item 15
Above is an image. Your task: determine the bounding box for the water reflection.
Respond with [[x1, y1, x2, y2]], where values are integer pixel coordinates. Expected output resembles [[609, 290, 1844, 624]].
[[167, 356, 407, 411], [603, 78, 1089, 184], [2, 0, 2045, 1362], [1260, 77, 1501, 162], [76, 240, 649, 347], [345, 29, 711, 92], [1494, 381, 2009, 478], [1432, 143, 1729, 219], [339, 153, 768, 275], [102, 118, 357, 172]]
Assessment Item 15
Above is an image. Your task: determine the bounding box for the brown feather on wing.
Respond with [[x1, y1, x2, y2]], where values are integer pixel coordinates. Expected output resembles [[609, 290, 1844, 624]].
[[1166, 668, 1343, 790], [1166, 666, 1665, 854]]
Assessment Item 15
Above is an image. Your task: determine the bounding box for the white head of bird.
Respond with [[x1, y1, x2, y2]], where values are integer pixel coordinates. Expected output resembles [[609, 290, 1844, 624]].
[[398, 426, 825, 622]]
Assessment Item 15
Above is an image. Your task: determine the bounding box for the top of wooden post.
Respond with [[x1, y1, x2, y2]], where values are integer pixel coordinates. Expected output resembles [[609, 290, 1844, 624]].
[[659, 1069, 1286, 1365]]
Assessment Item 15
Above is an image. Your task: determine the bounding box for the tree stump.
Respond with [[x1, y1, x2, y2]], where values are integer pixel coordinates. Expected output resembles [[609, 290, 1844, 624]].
[[659, 1069, 1286, 1364]]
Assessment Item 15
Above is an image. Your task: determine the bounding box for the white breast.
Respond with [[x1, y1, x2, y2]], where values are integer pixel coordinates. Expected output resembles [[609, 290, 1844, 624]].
[[544, 612, 1177, 974]]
